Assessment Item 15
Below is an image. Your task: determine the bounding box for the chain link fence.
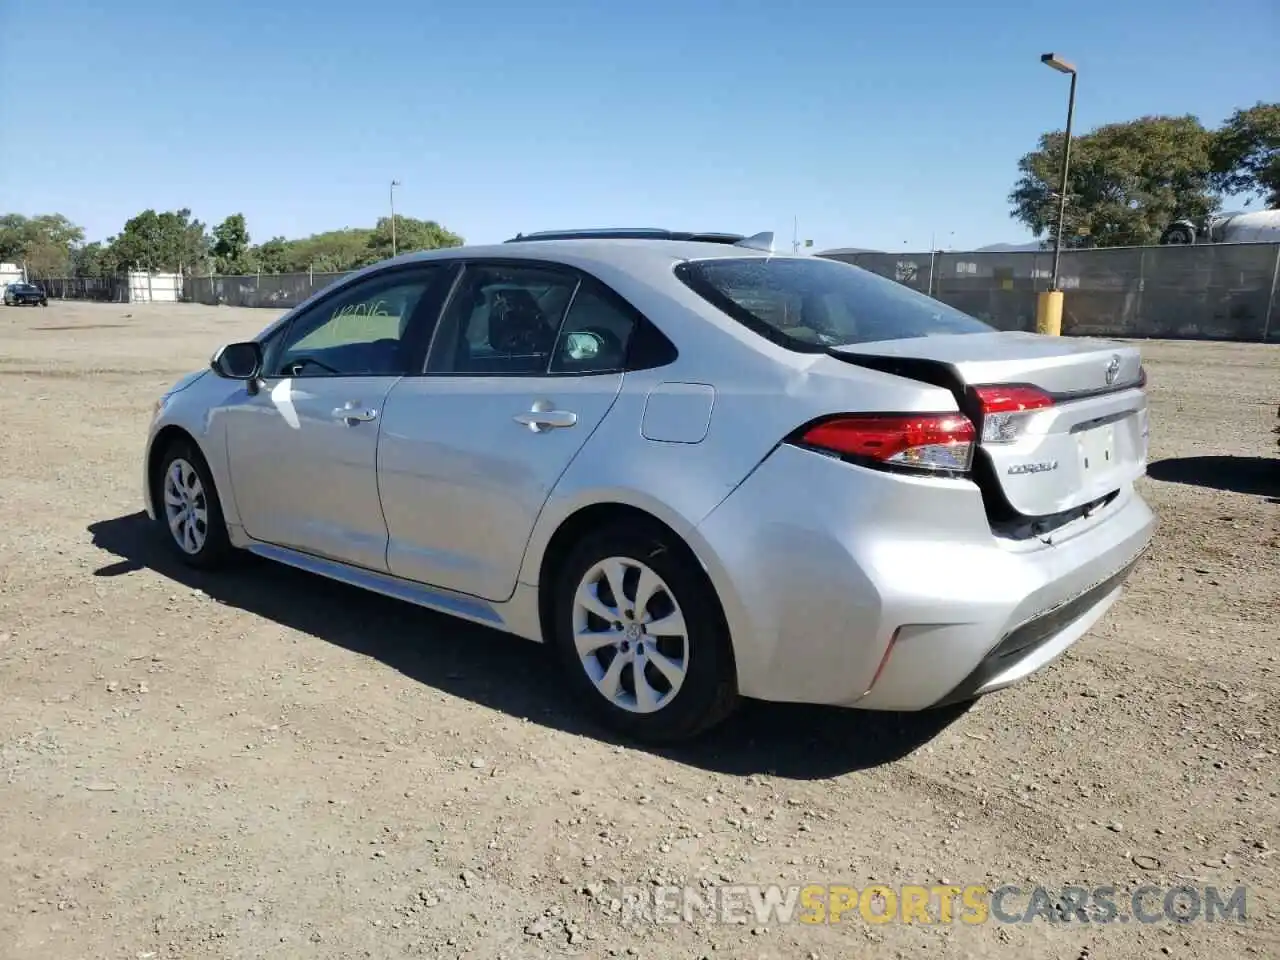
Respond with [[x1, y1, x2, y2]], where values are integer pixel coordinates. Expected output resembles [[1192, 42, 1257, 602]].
[[183, 271, 353, 309], [32, 242, 1280, 343], [30, 276, 129, 302], [821, 242, 1280, 343]]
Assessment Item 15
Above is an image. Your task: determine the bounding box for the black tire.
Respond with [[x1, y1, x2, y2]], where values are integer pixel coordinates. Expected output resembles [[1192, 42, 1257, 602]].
[[154, 438, 234, 569], [550, 519, 738, 743], [1160, 223, 1196, 245]]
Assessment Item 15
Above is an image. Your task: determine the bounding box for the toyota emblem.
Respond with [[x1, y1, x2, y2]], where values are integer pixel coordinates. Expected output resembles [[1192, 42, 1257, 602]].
[[1105, 355, 1121, 385]]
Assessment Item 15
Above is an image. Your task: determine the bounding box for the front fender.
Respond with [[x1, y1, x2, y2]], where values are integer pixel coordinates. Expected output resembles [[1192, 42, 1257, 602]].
[[143, 372, 245, 527]]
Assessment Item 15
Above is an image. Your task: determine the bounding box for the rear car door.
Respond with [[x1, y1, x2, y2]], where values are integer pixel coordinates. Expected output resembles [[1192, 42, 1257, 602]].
[[222, 263, 455, 570], [378, 260, 639, 601]]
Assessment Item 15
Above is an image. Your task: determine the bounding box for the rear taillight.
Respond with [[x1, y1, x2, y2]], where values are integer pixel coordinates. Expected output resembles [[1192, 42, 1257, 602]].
[[795, 414, 976, 474], [972, 384, 1055, 444]]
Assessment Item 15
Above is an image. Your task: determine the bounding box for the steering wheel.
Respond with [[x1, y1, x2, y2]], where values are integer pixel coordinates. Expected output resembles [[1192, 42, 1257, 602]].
[[281, 356, 340, 375]]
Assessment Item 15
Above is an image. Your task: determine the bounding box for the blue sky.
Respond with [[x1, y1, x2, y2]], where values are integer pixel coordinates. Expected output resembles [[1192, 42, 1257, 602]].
[[1, 0, 1275, 253]]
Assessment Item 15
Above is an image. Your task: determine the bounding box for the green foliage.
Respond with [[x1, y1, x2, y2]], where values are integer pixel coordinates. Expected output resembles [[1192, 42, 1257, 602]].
[[1009, 115, 1219, 248], [2, 207, 466, 279], [1210, 102, 1280, 207], [252, 236, 290, 274], [211, 213, 252, 274], [110, 208, 210, 273], [242, 216, 464, 275], [72, 241, 118, 278], [0, 213, 86, 277], [366, 216, 464, 262], [268, 228, 377, 274]]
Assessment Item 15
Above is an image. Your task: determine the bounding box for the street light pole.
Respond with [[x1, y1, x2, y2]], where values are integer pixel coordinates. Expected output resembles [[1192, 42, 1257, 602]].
[[1041, 53, 1077, 292], [389, 179, 401, 257]]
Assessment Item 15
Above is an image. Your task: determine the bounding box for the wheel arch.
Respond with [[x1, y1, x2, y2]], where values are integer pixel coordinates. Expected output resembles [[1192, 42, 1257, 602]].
[[147, 425, 216, 517], [534, 501, 739, 680]]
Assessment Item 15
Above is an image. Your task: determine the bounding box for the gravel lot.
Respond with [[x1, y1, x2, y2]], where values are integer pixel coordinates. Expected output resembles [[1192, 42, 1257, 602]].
[[1, 301, 1277, 960]]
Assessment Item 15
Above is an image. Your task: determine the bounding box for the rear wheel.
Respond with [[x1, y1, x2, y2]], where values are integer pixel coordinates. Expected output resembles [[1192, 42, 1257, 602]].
[[551, 520, 738, 743], [1160, 223, 1196, 245], [155, 440, 233, 569]]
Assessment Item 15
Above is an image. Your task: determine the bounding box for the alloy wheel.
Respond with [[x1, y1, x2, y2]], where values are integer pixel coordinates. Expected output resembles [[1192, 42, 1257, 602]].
[[572, 556, 690, 713], [163, 458, 209, 555]]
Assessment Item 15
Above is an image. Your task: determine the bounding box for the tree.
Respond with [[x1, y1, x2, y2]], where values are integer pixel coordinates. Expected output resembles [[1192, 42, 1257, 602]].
[[1210, 102, 1280, 207], [110, 208, 209, 273], [0, 213, 86, 276], [72, 241, 118, 278], [281, 228, 377, 273], [211, 213, 252, 274], [1009, 115, 1218, 247], [367, 216, 464, 261], [251, 236, 290, 274]]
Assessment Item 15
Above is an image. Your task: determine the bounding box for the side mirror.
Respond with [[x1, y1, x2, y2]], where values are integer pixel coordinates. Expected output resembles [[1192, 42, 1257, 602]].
[[210, 341, 263, 380]]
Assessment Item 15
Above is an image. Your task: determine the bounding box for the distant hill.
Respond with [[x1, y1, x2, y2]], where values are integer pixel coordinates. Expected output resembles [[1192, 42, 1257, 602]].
[[974, 241, 1044, 252], [820, 241, 1047, 256]]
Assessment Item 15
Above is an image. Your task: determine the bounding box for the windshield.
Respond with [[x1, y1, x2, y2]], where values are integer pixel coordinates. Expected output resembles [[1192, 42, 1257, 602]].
[[674, 256, 993, 351]]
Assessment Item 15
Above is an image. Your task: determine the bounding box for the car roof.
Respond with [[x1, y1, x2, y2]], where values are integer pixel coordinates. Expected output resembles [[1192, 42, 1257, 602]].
[[382, 238, 787, 278]]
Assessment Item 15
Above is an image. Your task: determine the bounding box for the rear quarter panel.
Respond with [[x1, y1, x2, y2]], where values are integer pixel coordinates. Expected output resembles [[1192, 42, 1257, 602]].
[[515, 285, 964, 590]]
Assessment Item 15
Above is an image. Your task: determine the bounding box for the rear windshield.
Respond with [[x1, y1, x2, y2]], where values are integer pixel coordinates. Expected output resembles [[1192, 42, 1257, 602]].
[[674, 256, 992, 351]]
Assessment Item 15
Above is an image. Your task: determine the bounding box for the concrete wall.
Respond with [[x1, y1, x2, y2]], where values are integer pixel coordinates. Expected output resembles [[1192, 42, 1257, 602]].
[[126, 271, 182, 303], [1, 262, 25, 294]]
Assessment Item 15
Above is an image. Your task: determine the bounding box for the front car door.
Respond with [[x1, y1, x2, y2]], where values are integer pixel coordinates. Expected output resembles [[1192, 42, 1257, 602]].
[[377, 260, 642, 601], [223, 262, 455, 570]]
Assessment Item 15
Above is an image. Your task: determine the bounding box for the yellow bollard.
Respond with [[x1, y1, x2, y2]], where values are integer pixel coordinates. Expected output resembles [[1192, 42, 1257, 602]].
[[1035, 290, 1063, 336]]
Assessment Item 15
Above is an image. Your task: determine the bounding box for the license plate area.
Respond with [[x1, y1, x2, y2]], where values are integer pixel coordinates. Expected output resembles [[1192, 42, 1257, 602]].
[[1077, 424, 1116, 475]]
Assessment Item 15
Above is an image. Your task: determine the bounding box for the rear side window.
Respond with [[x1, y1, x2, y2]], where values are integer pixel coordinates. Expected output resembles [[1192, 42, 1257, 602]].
[[674, 257, 992, 351]]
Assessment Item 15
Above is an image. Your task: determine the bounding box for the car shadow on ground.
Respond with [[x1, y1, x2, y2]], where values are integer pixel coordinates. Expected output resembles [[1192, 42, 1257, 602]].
[[88, 512, 968, 781], [1147, 455, 1278, 498]]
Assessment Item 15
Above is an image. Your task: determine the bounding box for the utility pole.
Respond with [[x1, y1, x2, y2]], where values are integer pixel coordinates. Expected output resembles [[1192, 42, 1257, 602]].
[[1036, 53, 1077, 335], [390, 179, 401, 257], [1041, 53, 1078, 292]]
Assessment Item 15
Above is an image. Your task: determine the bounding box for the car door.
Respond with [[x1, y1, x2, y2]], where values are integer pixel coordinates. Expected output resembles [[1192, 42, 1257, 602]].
[[377, 260, 640, 601], [222, 262, 455, 570]]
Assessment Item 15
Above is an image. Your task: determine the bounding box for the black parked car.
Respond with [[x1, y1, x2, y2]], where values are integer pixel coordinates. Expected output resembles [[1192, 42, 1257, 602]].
[[3, 282, 48, 306]]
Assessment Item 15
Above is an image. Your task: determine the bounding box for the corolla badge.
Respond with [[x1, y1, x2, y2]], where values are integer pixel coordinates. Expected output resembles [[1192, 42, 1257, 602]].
[[1104, 354, 1121, 385], [1007, 460, 1059, 475]]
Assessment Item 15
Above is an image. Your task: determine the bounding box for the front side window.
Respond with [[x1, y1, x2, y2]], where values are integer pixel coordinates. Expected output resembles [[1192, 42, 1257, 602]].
[[271, 266, 447, 377], [675, 256, 993, 351]]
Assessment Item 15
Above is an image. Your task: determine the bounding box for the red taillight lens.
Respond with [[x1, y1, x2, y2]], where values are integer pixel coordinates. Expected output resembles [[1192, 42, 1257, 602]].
[[972, 384, 1055, 414], [972, 384, 1055, 444], [797, 414, 976, 474]]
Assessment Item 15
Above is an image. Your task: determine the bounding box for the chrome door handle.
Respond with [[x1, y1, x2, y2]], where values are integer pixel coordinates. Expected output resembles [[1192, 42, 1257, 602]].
[[332, 403, 378, 424], [514, 400, 577, 433]]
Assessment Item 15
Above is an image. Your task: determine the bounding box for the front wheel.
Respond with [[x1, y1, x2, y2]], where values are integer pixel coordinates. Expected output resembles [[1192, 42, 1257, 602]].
[[551, 520, 738, 743], [155, 440, 233, 569]]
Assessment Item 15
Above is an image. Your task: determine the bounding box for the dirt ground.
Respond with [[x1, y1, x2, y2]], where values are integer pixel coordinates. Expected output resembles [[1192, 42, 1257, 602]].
[[1, 301, 1277, 960]]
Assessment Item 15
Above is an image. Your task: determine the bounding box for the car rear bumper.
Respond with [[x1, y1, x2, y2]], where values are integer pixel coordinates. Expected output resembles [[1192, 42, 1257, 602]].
[[692, 444, 1156, 711]]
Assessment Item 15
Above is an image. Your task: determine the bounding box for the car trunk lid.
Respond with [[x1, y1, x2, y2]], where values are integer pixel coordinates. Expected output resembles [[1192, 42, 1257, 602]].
[[830, 331, 1149, 518]]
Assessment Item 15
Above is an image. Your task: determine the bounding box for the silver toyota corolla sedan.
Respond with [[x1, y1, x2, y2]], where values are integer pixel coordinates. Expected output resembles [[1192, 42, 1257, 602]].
[[143, 228, 1155, 742]]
